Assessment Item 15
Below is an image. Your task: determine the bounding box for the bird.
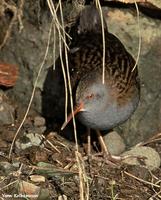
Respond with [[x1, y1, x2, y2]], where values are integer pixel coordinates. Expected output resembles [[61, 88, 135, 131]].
[[61, 5, 140, 162]]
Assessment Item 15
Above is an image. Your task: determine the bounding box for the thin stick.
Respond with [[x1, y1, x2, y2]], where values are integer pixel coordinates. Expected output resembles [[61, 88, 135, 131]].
[[58, 1, 89, 200], [0, 180, 18, 191], [132, 1, 141, 71], [95, 0, 106, 84], [53, 23, 56, 70], [8, 17, 53, 159], [136, 133, 161, 146], [48, 1, 68, 122], [124, 171, 160, 188], [41, 135, 61, 153], [58, 26, 68, 122], [47, 0, 71, 42], [47, 0, 73, 122], [58, 0, 79, 152]]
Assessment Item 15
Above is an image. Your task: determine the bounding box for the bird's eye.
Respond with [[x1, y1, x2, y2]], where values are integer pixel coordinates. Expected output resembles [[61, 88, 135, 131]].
[[86, 93, 94, 99]]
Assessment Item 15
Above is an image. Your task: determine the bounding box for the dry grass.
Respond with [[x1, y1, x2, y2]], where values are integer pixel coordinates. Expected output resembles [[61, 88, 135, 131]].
[[95, 0, 106, 84], [9, 14, 54, 159], [3, 0, 145, 199], [132, 1, 142, 71], [0, 0, 24, 49]]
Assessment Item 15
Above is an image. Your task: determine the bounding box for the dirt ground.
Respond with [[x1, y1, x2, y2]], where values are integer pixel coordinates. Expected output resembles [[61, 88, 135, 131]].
[[1, 1, 161, 200], [0, 109, 161, 200]]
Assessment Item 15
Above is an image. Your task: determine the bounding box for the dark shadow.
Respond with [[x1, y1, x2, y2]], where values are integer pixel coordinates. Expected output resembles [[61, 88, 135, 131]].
[[41, 59, 65, 130], [41, 55, 87, 143], [41, 4, 108, 145]]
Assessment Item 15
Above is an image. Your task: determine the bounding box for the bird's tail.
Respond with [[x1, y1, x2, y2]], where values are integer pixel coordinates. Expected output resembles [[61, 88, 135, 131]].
[[78, 5, 107, 34]]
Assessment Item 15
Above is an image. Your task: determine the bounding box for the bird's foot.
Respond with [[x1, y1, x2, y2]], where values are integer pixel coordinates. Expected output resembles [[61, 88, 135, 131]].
[[85, 152, 135, 167]]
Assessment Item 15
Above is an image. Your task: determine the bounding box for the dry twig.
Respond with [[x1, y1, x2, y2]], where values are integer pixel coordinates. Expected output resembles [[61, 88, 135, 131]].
[[0, 0, 24, 49]]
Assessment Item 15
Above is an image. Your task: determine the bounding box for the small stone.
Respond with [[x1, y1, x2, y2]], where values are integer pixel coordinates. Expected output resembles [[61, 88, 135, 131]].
[[12, 161, 21, 168], [0, 138, 8, 148], [15, 132, 43, 150], [122, 146, 161, 170], [26, 133, 43, 146], [30, 149, 48, 163], [0, 161, 17, 175], [0, 63, 19, 87], [34, 126, 46, 134], [30, 175, 45, 183], [58, 195, 67, 200], [103, 131, 126, 155], [0, 90, 15, 125], [34, 116, 46, 127], [18, 181, 40, 196]]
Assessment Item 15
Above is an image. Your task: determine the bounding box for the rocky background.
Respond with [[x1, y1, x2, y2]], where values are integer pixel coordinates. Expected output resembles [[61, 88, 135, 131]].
[[0, 0, 161, 147], [1, 1, 161, 199], [106, 3, 161, 146]]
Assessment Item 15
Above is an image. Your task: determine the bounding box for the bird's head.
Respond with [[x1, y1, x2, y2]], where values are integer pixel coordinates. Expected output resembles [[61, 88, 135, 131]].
[[61, 74, 109, 130]]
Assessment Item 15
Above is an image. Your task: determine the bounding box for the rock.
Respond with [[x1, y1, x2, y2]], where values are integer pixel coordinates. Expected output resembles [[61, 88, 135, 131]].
[[0, 138, 8, 148], [149, 0, 161, 9], [12, 161, 21, 168], [58, 195, 67, 200], [34, 126, 46, 134], [0, 127, 16, 142], [18, 180, 50, 199], [0, 138, 8, 149], [104, 131, 126, 155], [34, 116, 46, 127], [29, 148, 49, 164], [122, 146, 161, 170], [0, 63, 19, 87], [15, 132, 43, 150], [105, 7, 161, 146], [0, 161, 18, 175], [29, 175, 45, 183], [0, 90, 15, 125]]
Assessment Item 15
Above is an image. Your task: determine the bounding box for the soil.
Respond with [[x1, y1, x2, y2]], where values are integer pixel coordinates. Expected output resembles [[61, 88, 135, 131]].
[[1, 1, 161, 200], [0, 110, 161, 200]]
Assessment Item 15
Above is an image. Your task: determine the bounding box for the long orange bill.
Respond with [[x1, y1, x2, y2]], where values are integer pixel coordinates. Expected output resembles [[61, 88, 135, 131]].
[[61, 102, 84, 130]]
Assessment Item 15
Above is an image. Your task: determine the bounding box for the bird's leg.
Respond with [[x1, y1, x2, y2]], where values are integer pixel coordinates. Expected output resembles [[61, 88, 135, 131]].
[[96, 130, 124, 163], [87, 128, 91, 156], [82, 128, 92, 157], [95, 131, 142, 165], [83, 130, 127, 166], [96, 130, 110, 155]]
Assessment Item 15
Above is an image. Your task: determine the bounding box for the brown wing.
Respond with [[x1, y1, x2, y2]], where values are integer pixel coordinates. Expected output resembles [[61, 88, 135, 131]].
[[68, 31, 139, 95], [68, 32, 103, 88], [105, 33, 140, 101]]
